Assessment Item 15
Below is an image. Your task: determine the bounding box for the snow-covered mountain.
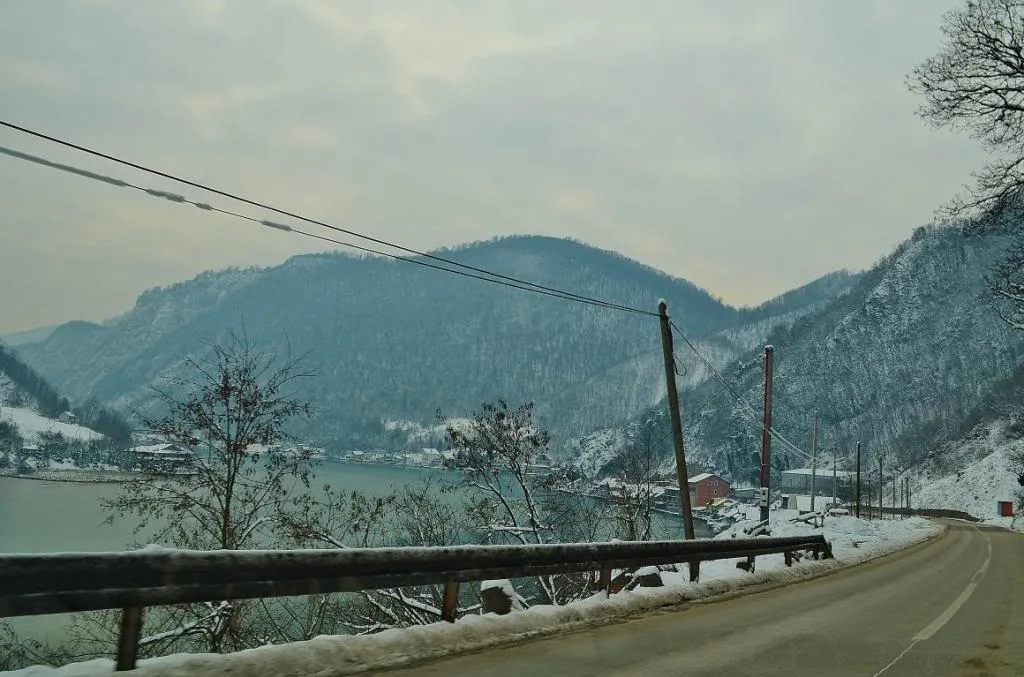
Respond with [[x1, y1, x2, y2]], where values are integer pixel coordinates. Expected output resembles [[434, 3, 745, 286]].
[[583, 226, 1024, 485], [13, 236, 856, 448]]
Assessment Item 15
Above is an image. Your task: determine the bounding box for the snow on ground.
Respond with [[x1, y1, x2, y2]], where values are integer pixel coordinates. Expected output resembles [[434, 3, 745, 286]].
[[5, 513, 942, 677], [912, 420, 1020, 519], [0, 406, 102, 442]]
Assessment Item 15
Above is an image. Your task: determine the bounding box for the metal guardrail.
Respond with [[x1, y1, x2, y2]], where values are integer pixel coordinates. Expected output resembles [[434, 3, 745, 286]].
[[0, 534, 831, 670]]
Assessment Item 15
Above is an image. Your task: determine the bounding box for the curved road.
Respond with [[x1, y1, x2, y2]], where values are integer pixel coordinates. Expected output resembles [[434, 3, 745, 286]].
[[372, 521, 1022, 676]]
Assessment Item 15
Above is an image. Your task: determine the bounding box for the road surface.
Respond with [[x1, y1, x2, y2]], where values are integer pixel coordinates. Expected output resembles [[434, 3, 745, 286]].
[[371, 521, 1022, 676]]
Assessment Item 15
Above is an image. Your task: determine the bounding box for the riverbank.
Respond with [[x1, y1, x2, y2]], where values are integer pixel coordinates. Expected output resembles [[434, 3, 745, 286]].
[[0, 469, 133, 484]]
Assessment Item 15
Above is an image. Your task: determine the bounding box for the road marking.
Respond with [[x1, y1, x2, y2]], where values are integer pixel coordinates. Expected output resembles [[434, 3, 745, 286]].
[[873, 530, 992, 676]]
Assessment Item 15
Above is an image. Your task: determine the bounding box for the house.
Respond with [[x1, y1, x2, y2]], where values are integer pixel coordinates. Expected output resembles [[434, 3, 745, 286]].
[[732, 486, 759, 501], [780, 468, 856, 496], [133, 443, 195, 475], [58, 411, 77, 425], [689, 473, 730, 508]]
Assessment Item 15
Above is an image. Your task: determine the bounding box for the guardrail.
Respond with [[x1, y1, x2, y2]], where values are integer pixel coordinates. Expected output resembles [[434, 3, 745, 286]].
[[0, 534, 831, 671]]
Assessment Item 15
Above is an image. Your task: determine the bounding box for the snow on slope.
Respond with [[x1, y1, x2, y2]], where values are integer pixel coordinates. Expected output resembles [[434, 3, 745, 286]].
[[6, 515, 939, 677], [0, 406, 102, 442], [912, 420, 1020, 519]]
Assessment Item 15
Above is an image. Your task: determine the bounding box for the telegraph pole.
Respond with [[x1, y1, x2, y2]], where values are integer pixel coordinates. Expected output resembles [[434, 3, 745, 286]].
[[810, 412, 818, 513], [877, 454, 884, 520], [855, 442, 861, 518], [759, 345, 775, 523], [832, 448, 838, 507], [892, 475, 897, 519], [657, 301, 698, 581]]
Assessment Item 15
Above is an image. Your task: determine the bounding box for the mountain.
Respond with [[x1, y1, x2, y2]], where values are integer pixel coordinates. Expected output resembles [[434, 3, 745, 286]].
[[13, 236, 856, 448], [588, 225, 1023, 484], [0, 343, 128, 444], [0, 324, 60, 346]]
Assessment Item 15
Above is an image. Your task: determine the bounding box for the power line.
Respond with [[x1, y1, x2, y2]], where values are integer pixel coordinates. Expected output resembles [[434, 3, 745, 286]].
[[0, 120, 657, 318], [669, 321, 812, 462], [0, 143, 658, 315]]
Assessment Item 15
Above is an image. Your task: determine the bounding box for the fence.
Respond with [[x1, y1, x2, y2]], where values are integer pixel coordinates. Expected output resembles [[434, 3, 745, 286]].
[[0, 534, 831, 671]]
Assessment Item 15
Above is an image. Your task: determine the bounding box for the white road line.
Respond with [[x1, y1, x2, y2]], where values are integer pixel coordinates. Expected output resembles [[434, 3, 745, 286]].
[[873, 528, 992, 676]]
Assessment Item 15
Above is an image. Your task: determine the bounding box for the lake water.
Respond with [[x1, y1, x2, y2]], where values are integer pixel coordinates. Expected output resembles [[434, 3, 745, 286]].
[[0, 462, 445, 555], [0, 460, 706, 649], [0, 461, 444, 647]]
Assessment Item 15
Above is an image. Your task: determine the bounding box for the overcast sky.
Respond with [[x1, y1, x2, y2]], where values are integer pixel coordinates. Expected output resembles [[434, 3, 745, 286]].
[[0, 0, 986, 334]]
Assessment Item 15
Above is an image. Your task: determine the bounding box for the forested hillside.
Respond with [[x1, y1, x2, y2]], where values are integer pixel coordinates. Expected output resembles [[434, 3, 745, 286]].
[[14, 236, 856, 447], [588, 226, 1022, 484]]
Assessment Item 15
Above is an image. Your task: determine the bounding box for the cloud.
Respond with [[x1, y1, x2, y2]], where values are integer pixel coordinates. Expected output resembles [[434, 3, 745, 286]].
[[0, 0, 986, 333]]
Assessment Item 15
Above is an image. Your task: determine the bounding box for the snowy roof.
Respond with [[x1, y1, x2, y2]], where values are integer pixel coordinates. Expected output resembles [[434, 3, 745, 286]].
[[688, 472, 722, 484], [782, 468, 857, 479], [133, 443, 191, 455]]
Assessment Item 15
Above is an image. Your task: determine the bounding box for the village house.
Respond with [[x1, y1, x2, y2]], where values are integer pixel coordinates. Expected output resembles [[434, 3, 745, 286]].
[[132, 443, 195, 475]]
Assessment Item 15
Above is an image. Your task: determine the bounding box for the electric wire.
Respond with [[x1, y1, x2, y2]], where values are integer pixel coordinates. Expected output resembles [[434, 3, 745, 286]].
[[0, 120, 657, 317]]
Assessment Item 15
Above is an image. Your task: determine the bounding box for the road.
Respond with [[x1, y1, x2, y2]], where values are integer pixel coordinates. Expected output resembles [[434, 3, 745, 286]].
[[371, 521, 1023, 676]]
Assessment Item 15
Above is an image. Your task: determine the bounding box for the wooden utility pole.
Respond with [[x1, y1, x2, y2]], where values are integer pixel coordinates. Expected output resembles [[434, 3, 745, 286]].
[[832, 448, 838, 506], [657, 301, 698, 581], [759, 345, 775, 523], [877, 454, 884, 520], [855, 442, 861, 518], [892, 475, 897, 519], [810, 413, 818, 513]]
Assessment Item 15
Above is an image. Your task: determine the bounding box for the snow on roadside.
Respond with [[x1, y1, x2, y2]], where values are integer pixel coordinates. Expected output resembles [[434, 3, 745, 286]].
[[0, 406, 102, 442], [4, 514, 942, 677], [913, 420, 1021, 519]]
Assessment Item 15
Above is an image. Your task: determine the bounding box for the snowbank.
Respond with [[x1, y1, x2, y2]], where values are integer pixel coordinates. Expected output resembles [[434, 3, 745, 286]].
[[4, 515, 942, 677]]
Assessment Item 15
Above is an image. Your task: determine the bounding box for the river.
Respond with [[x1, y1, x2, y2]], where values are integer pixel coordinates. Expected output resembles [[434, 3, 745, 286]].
[[0, 460, 706, 649]]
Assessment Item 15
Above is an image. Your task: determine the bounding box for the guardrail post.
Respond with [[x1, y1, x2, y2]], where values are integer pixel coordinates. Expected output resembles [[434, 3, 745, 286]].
[[115, 606, 144, 671], [441, 581, 460, 622], [598, 566, 611, 593], [784, 551, 793, 567]]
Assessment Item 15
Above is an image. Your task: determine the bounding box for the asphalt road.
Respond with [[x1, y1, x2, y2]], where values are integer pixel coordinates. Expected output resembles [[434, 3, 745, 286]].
[[371, 521, 1023, 677]]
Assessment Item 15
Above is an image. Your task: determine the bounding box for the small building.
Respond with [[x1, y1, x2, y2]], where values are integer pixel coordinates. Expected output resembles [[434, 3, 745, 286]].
[[780, 468, 856, 496], [689, 473, 730, 508], [133, 443, 195, 475], [732, 486, 759, 501], [58, 411, 77, 425]]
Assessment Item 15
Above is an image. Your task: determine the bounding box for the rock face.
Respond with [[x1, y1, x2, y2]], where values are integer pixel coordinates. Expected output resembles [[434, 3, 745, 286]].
[[480, 579, 527, 615]]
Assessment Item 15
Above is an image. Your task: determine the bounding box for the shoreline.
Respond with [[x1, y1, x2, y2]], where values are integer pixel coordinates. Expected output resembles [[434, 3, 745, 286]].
[[0, 469, 134, 484]]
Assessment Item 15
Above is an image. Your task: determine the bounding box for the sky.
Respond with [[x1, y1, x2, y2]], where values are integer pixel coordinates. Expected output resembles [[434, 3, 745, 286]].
[[0, 0, 988, 334]]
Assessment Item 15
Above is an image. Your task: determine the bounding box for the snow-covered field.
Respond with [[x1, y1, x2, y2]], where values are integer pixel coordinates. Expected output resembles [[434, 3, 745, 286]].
[[912, 420, 1020, 519], [6, 512, 941, 677], [1, 406, 102, 442]]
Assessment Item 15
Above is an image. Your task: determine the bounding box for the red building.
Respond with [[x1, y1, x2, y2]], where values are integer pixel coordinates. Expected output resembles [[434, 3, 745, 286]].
[[689, 473, 730, 508]]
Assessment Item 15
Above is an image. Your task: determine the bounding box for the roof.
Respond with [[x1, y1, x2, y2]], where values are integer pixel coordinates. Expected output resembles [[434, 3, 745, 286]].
[[782, 468, 857, 479], [133, 443, 191, 455], [688, 472, 725, 484]]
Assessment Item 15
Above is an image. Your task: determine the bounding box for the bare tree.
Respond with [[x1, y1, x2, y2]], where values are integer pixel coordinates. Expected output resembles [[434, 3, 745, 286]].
[[443, 400, 603, 606], [909, 0, 1024, 225], [607, 422, 666, 542], [101, 334, 317, 654]]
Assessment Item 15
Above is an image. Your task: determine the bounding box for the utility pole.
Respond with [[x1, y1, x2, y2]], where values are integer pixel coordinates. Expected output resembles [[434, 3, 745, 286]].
[[832, 447, 838, 507], [892, 474, 897, 519], [759, 345, 775, 523], [877, 454, 884, 520], [855, 442, 861, 519], [657, 301, 698, 582], [810, 412, 818, 513]]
